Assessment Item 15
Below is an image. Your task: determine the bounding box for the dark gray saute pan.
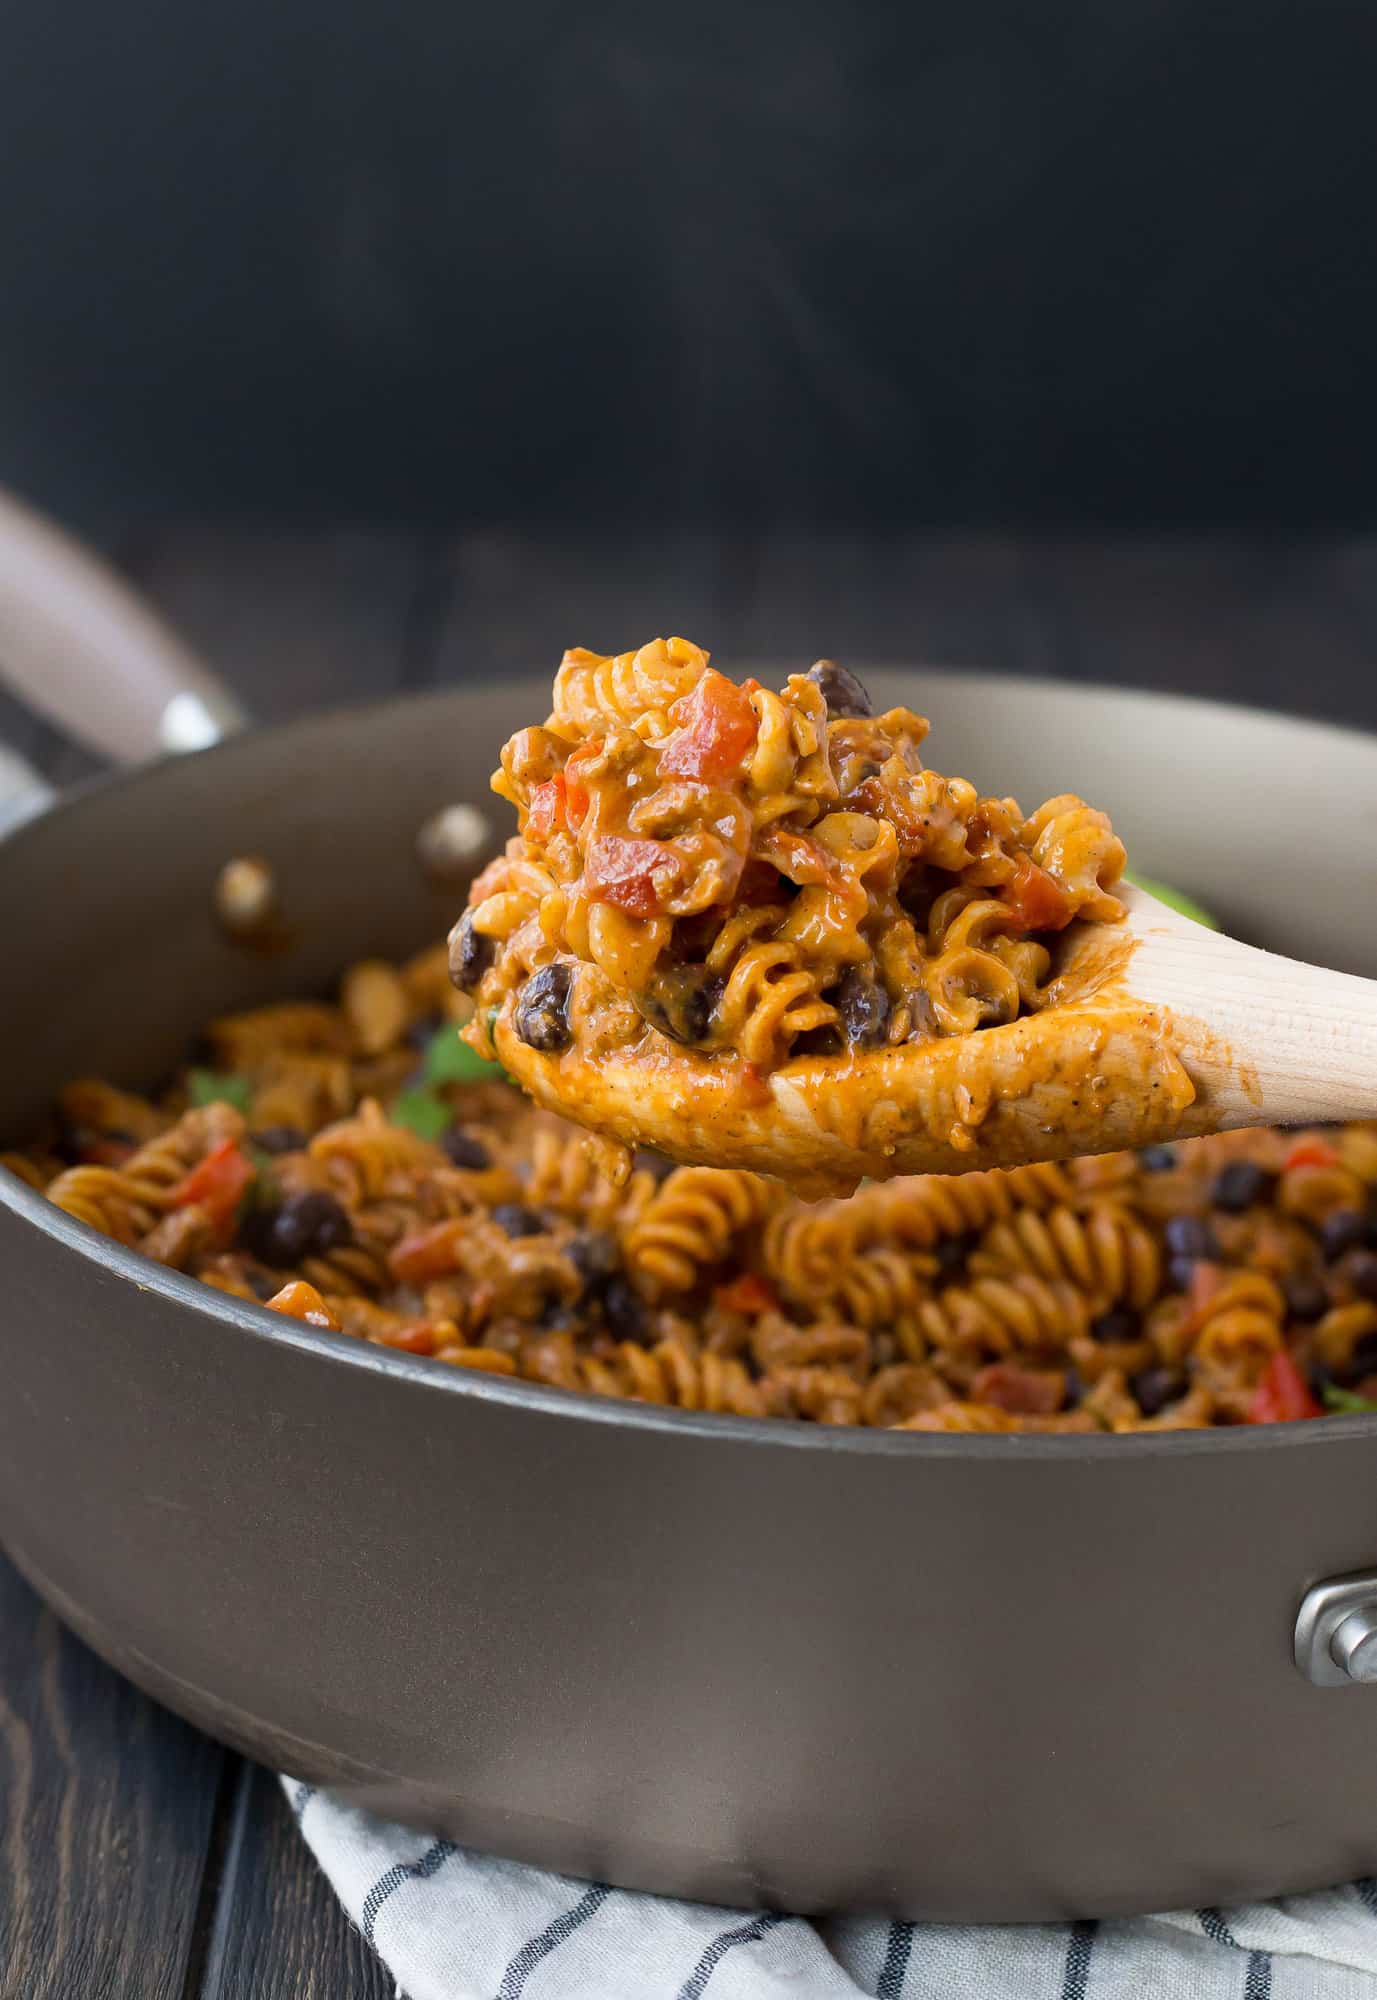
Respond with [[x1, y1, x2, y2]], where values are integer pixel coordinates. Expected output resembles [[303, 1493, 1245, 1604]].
[[6, 494, 1377, 1922]]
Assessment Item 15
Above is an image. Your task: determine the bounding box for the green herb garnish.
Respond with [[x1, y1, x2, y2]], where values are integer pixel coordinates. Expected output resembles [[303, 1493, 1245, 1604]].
[[1322, 1383, 1377, 1415], [188, 1068, 254, 1114], [390, 1087, 451, 1143], [1123, 872, 1219, 931], [422, 1024, 495, 1086]]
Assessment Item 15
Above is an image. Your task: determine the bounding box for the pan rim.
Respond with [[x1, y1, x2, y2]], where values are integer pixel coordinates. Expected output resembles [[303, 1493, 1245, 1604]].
[[7, 669, 1377, 1462]]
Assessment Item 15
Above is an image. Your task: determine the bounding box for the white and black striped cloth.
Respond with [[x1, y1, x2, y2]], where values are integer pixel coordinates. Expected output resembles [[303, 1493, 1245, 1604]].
[[285, 1780, 1377, 1999]]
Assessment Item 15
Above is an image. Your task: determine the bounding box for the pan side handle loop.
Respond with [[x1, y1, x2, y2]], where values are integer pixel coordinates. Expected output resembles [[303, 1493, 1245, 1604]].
[[0, 486, 247, 766]]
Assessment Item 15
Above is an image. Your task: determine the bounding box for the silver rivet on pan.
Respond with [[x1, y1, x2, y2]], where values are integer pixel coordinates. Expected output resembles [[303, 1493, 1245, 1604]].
[[1330, 1607, 1377, 1682], [417, 804, 491, 882], [214, 855, 278, 935], [1295, 1571, 1377, 1685]]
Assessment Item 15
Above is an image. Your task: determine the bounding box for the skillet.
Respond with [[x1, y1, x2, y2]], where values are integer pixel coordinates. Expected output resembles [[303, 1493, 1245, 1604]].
[[5, 493, 1377, 1920]]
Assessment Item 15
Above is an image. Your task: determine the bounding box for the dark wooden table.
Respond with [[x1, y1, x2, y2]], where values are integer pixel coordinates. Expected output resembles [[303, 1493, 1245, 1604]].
[[5, 527, 1377, 1997]]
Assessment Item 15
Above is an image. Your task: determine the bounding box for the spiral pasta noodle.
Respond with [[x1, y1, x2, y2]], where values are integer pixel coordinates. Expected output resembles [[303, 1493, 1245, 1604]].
[[624, 1167, 778, 1295]]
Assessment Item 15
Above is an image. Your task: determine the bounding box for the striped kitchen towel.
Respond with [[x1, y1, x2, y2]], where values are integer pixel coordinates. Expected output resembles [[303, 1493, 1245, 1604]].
[[285, 1780, 1377, 1999]]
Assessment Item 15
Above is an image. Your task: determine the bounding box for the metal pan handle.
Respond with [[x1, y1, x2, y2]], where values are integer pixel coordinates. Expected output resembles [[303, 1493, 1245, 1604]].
[[0, 486, 247, 765], [0, 740, 55, 837]]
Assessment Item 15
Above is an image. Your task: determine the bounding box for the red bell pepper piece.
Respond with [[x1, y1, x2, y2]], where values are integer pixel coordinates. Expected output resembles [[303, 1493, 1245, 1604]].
[[714, 1273, 777, 1316], [972, 1360, 1066, 1415], [377, 1320, 442, 1355], [170, 1137, 255, 1230], [660, 671, 758, 783], [525, 776, 569, 841], [1282, 1136, 1340, 1173], [265, 1279, 341, 1330], [1003, 857, 1075, 932], [1247, 1349, 1321, 1423], [584, 836, 673, 918], [389, 1220, 466, 1284]]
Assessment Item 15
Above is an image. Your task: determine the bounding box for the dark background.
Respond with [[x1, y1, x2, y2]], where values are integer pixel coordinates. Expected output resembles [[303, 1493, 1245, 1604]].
[[4, 1, 1377, 537]]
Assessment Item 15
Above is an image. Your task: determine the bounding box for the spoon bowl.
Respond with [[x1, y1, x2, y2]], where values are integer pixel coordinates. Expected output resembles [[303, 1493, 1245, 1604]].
[[494, 884, 1377, 1191]]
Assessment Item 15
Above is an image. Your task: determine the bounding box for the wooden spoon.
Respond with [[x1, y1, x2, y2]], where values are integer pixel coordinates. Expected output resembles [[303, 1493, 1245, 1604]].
[[492, 883, 1377, 1192]]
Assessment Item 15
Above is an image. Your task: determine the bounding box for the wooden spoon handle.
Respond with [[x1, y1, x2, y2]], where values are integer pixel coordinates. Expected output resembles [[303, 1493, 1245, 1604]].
[[1129, 916, 1377, 1128]]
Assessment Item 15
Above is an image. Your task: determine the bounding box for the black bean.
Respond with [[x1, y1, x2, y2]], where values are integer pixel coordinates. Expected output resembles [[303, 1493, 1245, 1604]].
[[255, 1190, 353, 1265], [405, 1009, 444, 1050], [1164, 1214, 1219, 1261], [805, 658, 873, 718], [790, 1022, 843, 1058], [633, 1148, 676, 1184], [491, 1202, 545, 1238], [1063, 1365, 1085, 1407], [1350, 1251, 1377, 1303], [1168, 1256, 1203, 1292], [440, 1128, 491, 1170], [1321, 1210, 1366, 1262], [936, 1230, 977, 1278], [633, 967, 722, 1046], [568, 1231, 618, 1286], [250, 1124, 309, 1156], [1283, 1273, 1329, 1323], [1341, 1330, 1377, 1381], [1132, 1366, 1185, 1417], [448, 911, 494, 994], [1211, 1161, 1273, 1212], [514, 964, 574, 1052], [1137, 1145, 1178, 1173], [1090, 1305, 1142, 1344], [538, 1302, 580, 1332], [904, 987, 939, 1042], [834, 967, 892, 1050], [603, 1276, 649, 1343]]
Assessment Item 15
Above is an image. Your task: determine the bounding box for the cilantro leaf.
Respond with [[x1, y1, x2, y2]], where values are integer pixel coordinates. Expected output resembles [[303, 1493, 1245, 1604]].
[[1322, 1383, 1377, 1414], [188, 1068, 253, 1114], [390, 1087, 451, 1143], [422, 1025, 496, 1086], [1122, 871, 1219, 931]]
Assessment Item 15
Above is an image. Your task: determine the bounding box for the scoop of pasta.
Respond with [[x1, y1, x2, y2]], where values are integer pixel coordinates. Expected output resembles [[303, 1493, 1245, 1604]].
[[450, 639, 1377, 1192]]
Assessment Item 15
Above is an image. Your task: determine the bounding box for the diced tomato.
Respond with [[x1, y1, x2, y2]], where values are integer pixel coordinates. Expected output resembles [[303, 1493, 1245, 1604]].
[[389, 1220, 467, 1284], [265, 1279, 341, 1330], [1003, 857, 1075, 932], [170, 1137, 255, 1229], [562, 754, 592, 829], [660, 671, 758, 783], [1246, 1348, 1321, 1424], [1282, 1136, 1340, 1173], [377, 1320, 441, 1355], [714, 1273, 777, 1316], [525, 776, 568, 841], [972, 1361, 1066, 1415], [584, 835, 673, 918]]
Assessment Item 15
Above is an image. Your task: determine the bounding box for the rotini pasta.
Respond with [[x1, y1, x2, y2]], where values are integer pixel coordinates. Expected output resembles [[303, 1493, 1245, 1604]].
[[7, 946, 1377, 1435], [455, 643, 1126, 1079]]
